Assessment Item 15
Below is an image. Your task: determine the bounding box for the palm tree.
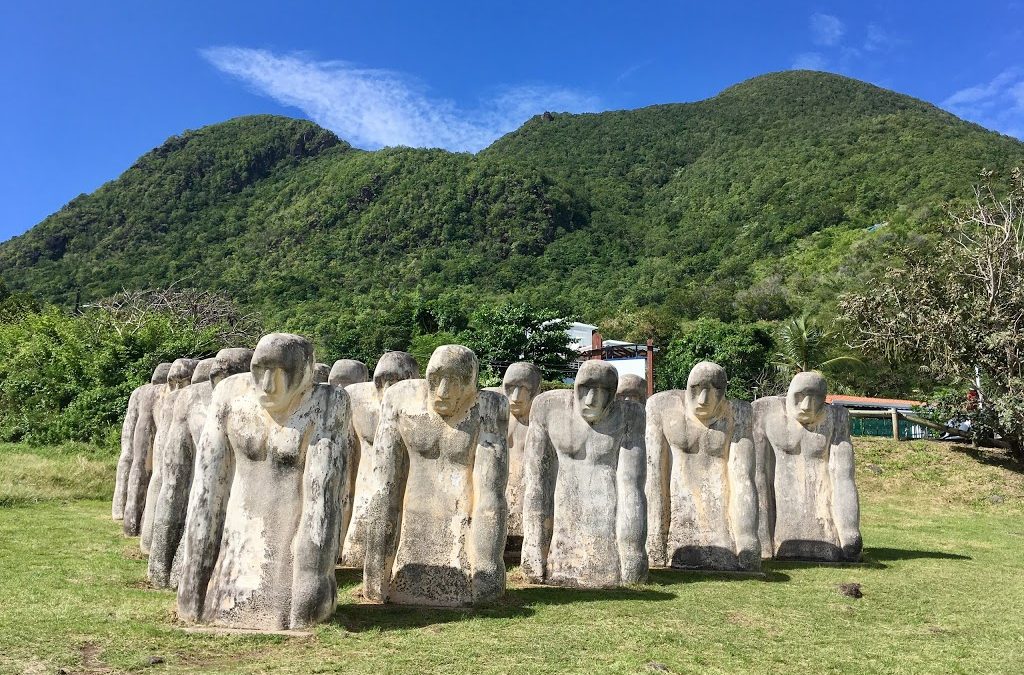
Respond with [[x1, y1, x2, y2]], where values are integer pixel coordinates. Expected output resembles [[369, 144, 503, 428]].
[[774, 313, 862, 378]]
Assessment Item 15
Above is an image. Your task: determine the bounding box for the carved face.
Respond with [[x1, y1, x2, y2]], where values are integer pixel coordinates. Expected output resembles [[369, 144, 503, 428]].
[[615, 374, 647, 403], [575, 360, 618, 424], [330, 359, 370, 388], [167, 359, 198, 391], [426, 345, 478, 418], [685, 362, 727, 423], [251, 334, 314, 414], [787, 371, 827, 426], [151, 362, 172, 385], [373, 352, 419, 395], [211, 348, 254, 389], [503, 362, 541, 419]]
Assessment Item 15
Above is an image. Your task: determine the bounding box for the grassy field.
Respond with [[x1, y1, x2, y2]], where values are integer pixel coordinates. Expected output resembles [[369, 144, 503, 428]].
[[1, 438, 1023, 674]]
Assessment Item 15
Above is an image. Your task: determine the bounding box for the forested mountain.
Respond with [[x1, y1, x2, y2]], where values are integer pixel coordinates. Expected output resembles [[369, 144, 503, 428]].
[[2, 70, 1022, 361]]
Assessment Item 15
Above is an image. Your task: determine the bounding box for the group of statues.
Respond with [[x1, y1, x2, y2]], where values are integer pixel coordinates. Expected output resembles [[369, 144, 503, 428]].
[[111, 333, 861, 632]]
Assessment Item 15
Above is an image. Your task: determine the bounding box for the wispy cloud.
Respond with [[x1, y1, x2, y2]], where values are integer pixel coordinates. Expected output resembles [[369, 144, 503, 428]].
[[943, 68, 1024, 139], [810, 13, 844, 47], [792, 52, 828, 70], [201, 46, 601, 152]]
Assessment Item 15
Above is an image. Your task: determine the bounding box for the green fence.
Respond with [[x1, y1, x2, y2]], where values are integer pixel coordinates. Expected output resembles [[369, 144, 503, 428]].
[[850, 415, 931, 440]]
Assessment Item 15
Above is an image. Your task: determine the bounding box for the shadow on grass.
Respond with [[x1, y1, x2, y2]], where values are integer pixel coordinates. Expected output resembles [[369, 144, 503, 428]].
[[948, 443, 1022, 473], [335, 581, 675, 632], [646, 568, 790, 584], [767, 559, 887, 571], [865, 547, 972, 562]]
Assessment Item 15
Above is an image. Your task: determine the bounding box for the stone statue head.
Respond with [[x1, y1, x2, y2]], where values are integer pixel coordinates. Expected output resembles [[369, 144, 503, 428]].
[[787, 371, 828, 426], [575, 360, 618, 424], [685, 361, 727, 424], [251, 333, 314, 415], [330, 359, 369, 388], [313, 363, 331, 384], [426, 345, 478, 419], [151, 362, 172, 385], [211, 348, 254, 389], [502, 362, 542, 420], [167, 359, 200, 391], [191, 359, 216, 385], [372, 352, 418, 395], [616, 374, 647, 404]]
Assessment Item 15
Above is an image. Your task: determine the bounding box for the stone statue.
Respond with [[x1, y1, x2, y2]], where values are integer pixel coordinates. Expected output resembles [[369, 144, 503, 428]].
[[148, 350, 254, 588], [363, 345, 508, 606], [330, 359, 369, 388], [616, 374, 647, 403], [522, 360, 648, 588], [177, 334, 350, 630], [313, 362, 331, 384], [487, 362, 542, 554], [113, 362, 170, 521], [645, 362, 760, 572], [140, 358, 199, 554], [123, 360, 192, 537], [753, 372, 862, 562], [339, 351, 419, 567]]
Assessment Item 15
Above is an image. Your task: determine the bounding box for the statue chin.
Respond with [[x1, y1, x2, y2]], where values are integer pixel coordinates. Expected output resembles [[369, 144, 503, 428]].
[[579, 406, 606, 423]]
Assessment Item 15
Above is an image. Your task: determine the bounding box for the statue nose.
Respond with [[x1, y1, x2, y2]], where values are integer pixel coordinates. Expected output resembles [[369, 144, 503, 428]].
[[437, 379, 450, 398], [262, 370, 275, 393]]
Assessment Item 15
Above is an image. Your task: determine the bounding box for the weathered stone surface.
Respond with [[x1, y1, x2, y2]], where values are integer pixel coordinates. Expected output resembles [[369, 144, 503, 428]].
[[363, 345, 508, 606], [151, 350, 255, 589], [522, 360, 648, 588], [124, 363, 177, 537], [330, 359, 369, 388], [113, 363, 170, 521], [753, 372, 862, 562], [339, 351, 418, 567], [177, 334, 350, 631], [313, 362, 331, 384], [645, 362, 760, 572], [140, 358, 199, 554], [616, 374, 647, 403], [486, 362, 542, 549]]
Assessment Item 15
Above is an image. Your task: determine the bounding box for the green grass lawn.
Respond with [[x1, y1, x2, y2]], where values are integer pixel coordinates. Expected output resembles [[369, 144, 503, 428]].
[[1, 438, 1023, 674]]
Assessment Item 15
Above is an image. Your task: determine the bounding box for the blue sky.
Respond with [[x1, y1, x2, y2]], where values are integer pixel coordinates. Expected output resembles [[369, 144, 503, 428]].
[[2, 1, 1022, 241]]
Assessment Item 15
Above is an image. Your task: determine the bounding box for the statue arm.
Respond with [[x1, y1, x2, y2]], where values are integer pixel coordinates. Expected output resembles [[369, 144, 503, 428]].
[[727, 405, 760, 570], [113, 387, 142, 520], [148, 393, 195, 587], [617, 404, 648, 584], [829, 408, 862, 561], [362, 391, 408, 602], [338, 422, 360, 556], [123, 396, 155, 536], [471, 393, 509, 603], [752, 401, 775, 559], [176, 395, 233, 623], [290, 391, 350, 628], [521, 406, 555, 583], [644, 400, 670, 568]]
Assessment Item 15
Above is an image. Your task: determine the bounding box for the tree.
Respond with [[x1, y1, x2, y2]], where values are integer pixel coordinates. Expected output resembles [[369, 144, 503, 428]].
[[841, 168, 1024, 459], [463, 302, 575, 381], [773, 312, 862, 379], [656, 318, 775, 399]]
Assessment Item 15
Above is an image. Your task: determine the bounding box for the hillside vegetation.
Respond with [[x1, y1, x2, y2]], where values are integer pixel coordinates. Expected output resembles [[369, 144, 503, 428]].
[[1, 70, 1022, 373]]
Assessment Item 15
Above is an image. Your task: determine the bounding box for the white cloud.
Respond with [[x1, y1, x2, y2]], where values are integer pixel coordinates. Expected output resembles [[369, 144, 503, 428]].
[[201, 46, 601, 152], [810, 13, 845, 46], [792, 52, 828, 70], [942, 68, 1024, 139]]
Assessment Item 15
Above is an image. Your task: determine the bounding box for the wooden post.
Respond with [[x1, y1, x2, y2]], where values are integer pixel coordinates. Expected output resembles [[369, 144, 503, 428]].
[[591, 331, 603, 360], [890, 408, 900, 441], [645, 338, 655, 398]]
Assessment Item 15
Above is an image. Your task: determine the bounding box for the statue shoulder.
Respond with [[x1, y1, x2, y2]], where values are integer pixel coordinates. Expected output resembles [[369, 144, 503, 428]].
[[211, 372, 252, 405], [646, 390, 681, 415], [380, 378, 426, 410], [752, 395, 784, 414], [530, 389, 572, 421], [345, 381, 376, 402]]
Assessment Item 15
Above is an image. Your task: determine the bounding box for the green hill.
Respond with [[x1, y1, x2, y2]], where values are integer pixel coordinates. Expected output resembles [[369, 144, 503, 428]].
[[2, 70, 1022, 359]]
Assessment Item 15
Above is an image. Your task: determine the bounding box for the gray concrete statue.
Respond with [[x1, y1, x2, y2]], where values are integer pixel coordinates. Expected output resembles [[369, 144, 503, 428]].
[[113, 362, 170, 521], [521, 360, 648, 588], [753, 372, 862, 562], [645, 362, 760, 572], [330, 359, 369, 388], [339, 351, 419, 567], [487, 362, 542, 554], [140, 358, 199, 554], [123, 360, 191, 537], [177, 334, 350, 631], [313, 362, 331, 384], [616, 374, 647, 404], [363, 345, 509, 606], [149, 349, 254, 589]]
